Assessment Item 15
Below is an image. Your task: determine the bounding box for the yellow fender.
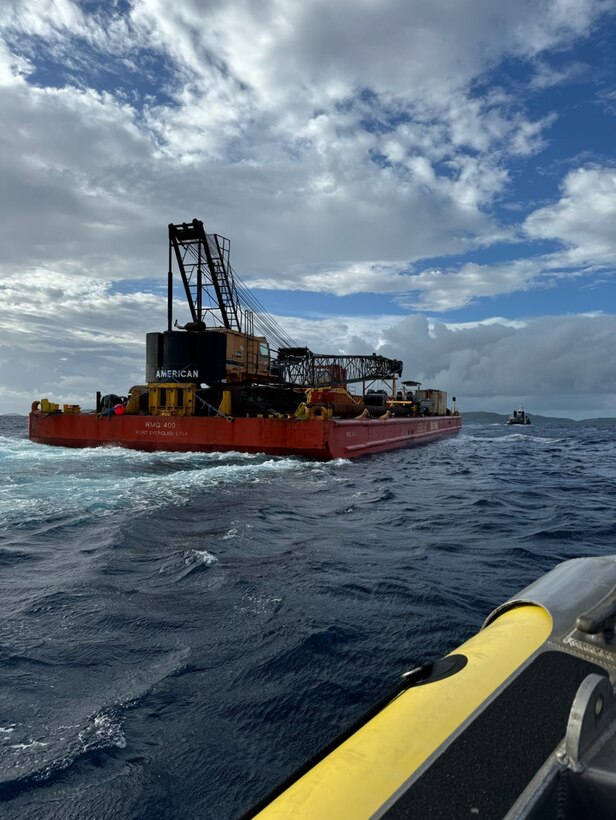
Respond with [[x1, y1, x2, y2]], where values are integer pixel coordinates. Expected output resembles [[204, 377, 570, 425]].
[[254, 604, 552, 819]]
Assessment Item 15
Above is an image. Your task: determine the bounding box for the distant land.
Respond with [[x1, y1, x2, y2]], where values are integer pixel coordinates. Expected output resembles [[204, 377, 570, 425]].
[[463, 412, 616, 426]]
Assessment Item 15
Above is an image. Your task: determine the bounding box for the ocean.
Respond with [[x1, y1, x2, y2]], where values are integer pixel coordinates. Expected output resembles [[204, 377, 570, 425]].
[[1, 414, 615, 819]]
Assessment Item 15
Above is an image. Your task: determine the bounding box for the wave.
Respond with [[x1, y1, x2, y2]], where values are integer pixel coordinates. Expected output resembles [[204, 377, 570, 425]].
[[0, 647, 190, 800], [0, 450, 311, 531]]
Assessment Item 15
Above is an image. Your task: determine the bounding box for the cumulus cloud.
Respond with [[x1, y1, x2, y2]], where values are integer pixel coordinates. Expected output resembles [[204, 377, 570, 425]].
[[1, 0, 616, 414], [376, 313, 616, 418], [524, 166, 616, 264], [247, 161, 616, 310], [0, 272, 164, 411], [1, 0, 610, 282]]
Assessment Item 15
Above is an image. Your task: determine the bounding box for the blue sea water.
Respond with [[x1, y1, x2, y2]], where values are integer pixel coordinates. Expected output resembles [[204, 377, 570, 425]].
[[1, 414, 616, 819]]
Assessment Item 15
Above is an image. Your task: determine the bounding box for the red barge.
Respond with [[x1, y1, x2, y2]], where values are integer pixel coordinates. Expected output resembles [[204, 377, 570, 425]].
[[29, 411, 461, 460], [28, 219, 461, 460]]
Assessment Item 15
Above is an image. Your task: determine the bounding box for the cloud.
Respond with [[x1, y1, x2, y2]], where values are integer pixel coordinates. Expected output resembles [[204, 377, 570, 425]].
[[374, 312, 616, 417], [528, 58, 588, 90], [524, 166, 616, 264], [380, 164, 616, 311], [0, 0, 610, 284], [1, 1, 616, 415], [395, 260, 540, 311], [0, 271, 164, 411], [246, 160, 616, 310]]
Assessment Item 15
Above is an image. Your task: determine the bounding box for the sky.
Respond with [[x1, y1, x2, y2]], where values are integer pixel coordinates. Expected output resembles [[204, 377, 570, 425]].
[[1, 0, 616, 418]]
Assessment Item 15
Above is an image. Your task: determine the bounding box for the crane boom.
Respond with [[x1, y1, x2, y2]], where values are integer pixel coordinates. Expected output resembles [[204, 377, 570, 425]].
[[277, 347, 403, 387], [168, 219, 242, 331]]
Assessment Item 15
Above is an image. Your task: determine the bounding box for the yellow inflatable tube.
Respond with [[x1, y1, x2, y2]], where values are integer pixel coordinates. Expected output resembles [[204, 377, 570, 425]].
[[255, 604, 552, 819]]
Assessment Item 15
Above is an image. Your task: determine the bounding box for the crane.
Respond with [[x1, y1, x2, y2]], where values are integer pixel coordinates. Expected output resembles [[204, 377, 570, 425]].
[[165, 219, 403, 388]]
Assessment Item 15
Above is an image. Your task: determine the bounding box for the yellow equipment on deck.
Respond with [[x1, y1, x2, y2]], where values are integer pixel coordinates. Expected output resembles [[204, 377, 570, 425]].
[[147, 383, 197, 416]]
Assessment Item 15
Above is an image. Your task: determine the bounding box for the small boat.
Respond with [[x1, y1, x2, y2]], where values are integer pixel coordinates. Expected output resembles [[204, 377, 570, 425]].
[[507, 407, 531, 425], [247, 555, 616, 818]]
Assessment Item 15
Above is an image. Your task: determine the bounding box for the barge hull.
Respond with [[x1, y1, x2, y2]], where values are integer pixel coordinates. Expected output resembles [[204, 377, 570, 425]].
[[28, 412, 461, 460]]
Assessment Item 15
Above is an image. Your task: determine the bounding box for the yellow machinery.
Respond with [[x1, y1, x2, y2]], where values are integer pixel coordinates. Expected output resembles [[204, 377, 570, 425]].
[[147, 383, 197, 416]]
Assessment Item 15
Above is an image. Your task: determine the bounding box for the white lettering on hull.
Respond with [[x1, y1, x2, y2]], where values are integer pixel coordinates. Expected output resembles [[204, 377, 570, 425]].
[[155, 369, 198, 379], [137, 420, 188, 438], [136, 429, 189, 438]]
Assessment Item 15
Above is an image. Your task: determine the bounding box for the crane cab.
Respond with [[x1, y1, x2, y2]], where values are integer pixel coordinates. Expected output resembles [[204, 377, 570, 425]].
[[214, 328, 272, 383], [145, 328, 274, 386]]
